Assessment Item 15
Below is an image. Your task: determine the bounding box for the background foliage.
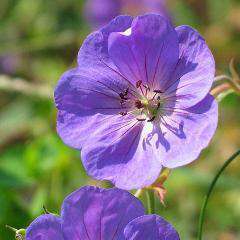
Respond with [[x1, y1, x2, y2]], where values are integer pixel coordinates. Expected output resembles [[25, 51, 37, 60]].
[[0, 0, 239, 239]]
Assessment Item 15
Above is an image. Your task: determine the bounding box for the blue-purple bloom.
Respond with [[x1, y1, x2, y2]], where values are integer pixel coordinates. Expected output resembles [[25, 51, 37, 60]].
[[84, 0, 169, 29], [26, 186, 180, 240], [55, 14, 218, 189], [84, 0, 122, 29], [0, 54, 20, 74]]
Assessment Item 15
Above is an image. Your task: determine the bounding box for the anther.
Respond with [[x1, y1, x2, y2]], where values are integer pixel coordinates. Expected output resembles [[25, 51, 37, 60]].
[[135, 100, 144, 109], [136, 80, 142, 88], [119, 111, 127, 116], [153, 89, 163, 93], [137, 117, 146, 121], [119, 93, 128, 100], [119, 88, 129, 100], [123, 88, 129, 95], [120, 99, 125, 106], [147, 116, 156, 122]]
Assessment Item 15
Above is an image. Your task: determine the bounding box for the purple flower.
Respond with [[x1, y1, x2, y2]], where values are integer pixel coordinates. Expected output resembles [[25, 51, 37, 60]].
[[0, 54, 20, 74], [121, 0, 170, 19], [84, 0, 122, 29], [55, 14, 218, 189], [84, 0, 169, 29], [26, 186, 180, 240]]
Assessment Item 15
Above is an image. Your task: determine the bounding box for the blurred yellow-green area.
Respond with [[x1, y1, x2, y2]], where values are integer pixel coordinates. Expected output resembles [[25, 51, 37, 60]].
[[0, 0, 240, 239]]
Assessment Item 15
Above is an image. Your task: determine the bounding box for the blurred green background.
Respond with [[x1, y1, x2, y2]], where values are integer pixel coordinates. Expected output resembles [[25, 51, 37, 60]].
[[0, 0, 239, 239]]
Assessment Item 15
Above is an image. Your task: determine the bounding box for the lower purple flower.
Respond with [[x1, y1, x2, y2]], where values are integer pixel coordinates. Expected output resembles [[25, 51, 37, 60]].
[[26, 186, 180, 240], [55, 14, 218, 190]]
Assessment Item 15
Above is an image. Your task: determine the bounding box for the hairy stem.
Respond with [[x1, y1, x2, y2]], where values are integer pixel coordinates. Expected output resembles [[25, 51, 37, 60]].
[[210, 82, 231, 97], [5, 225, 17, 232], [134, 189, 143, 198], [146, 189, 155, 214]]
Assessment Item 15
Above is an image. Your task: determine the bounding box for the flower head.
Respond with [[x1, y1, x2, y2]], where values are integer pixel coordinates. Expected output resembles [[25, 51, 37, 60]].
[[26, 186, 180, 240], [0, 54, 20, 74], [84, 0, 170, 29], [84, 0, 122, 29], [55, 14, 218, 189]]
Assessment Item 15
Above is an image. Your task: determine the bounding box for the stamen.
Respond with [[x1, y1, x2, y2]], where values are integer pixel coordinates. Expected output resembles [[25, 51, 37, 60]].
[[151, 89, 163, 100], [152, 92, 158, 100], [153, 89, 163, 93], [119, 111, 127, 116], [120, 99, 125, 106], [136, 80, 142, 88], [119, 92, 128, 100], [124, 88, 129, 95], [137, 117, 146, 121], [136, 80, 145, 95], [142, 84, 150, 96], [135, 100, 144, 109], [147, 116, 156, 122]]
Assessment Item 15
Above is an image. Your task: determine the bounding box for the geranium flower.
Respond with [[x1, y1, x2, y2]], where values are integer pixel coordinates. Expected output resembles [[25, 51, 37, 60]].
[[0, 54, 20, 74], [84, 0, 122, 29], [84, 0, 169, 29], [55, 14, 218, 189], [26, 186, 180, 240]]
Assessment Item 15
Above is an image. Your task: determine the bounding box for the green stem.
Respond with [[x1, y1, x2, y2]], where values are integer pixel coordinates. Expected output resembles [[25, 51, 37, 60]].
[[146, 190, 155, 214], [134, 189, 143, 198], [197, 149, 240, 240]]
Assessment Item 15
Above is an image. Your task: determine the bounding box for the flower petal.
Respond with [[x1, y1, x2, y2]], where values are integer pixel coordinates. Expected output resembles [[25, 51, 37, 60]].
[[54, 15, 141, 150], [55, 16, 134, 113], [56, 110, 105, 149], [78, 15, 133, 68], [54, 64, 140, 149], [26, 214, 64, 240], [124, 215, 180, 240], [160, 94, 218, 168], [61, 186, 144, 240], [164, 25, 215, 108], [108, 14, 179, 89], [55, 67, 129, 113], [82, 121, 162, 190]]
